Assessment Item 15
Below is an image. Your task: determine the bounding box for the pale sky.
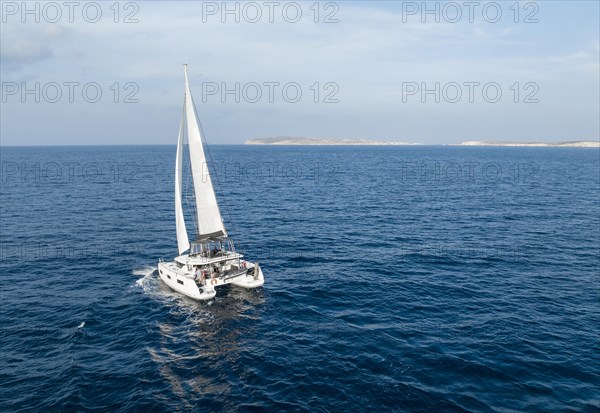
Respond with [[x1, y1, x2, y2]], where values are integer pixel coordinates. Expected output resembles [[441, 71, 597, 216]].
[[1, 0, 599, 145]]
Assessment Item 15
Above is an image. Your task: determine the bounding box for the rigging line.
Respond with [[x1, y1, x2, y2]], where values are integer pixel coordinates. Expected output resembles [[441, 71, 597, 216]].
[[189, 93, 245, 254]]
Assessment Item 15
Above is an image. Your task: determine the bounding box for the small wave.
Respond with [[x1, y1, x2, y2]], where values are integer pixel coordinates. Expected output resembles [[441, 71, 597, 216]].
[[133, 266, 157, 278], [132, 265, 181, 304], [131, 266, 161, 297], [134, 267, 157, 291], [77, 321, 85, 329], [135, 269, 157, 290]]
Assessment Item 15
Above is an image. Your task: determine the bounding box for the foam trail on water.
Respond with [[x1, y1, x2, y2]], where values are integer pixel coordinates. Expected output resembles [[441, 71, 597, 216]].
[[132, 265, 172, 302], [133, 266, 157, 278], [133, 266, 158, 293]]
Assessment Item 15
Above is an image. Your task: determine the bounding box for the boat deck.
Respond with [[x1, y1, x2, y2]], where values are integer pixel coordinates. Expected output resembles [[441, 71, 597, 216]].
[[175, 251, 243, 266]]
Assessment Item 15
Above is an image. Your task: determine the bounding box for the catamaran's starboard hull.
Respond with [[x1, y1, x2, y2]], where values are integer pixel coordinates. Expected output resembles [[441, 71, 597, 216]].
[[157, 260, 264, 300]]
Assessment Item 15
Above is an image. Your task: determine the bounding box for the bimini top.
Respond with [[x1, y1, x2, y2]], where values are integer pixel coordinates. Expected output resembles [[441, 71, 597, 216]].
[[193, 231, 227, 243]]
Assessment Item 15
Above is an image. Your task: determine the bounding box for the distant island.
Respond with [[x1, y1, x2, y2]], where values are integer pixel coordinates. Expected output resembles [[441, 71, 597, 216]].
[[244, 137, 599, 147], [245, 137, 419, 145], [458, 141, 599, 148]]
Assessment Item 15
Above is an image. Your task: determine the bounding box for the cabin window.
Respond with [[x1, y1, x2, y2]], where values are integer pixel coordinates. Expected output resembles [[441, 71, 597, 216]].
[[176, 262, 184, 269], [177, 280, 184, 285], [167, 274, 171, 279]]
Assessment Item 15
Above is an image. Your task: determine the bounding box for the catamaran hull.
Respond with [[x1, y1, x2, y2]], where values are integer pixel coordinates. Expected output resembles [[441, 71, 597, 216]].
[[157, 261, 264, 300]]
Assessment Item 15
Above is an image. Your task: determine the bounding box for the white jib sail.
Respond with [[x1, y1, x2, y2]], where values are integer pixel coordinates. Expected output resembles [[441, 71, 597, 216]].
[[183, 65, 227, 239], [175, 107, 190, 254]]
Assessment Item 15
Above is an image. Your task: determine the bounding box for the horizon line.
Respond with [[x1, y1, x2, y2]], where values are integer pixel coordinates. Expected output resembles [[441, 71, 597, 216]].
[[2, 143, 599, 149]]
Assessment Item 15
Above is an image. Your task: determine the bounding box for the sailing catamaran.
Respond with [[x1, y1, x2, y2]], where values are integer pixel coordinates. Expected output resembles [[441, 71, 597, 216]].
[[158, 65, 264, 300]]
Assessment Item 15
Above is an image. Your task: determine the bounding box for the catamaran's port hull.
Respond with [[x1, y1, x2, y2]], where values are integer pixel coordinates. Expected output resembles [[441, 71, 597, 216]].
[[157, 260, 264, 300]]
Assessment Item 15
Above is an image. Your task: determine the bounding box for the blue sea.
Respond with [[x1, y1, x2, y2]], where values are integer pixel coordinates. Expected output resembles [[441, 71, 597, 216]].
[[0, 145, 598, 412]]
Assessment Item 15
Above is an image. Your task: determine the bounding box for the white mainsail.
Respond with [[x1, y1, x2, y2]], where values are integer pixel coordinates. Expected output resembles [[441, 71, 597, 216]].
[[182, 64, 227, 241], [175, 107, 190, 254]]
